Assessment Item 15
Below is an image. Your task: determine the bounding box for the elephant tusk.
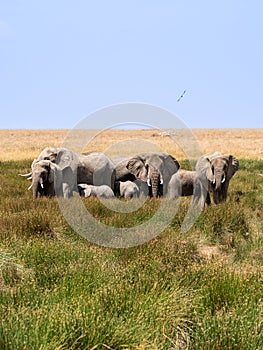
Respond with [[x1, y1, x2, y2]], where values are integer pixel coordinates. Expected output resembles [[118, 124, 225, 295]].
[[28, 184, 32, 190], [19, 172, 32, 177], [221, 176, 226, 183], [212, 178, 216, 184], [27, 176, 32, 180], [160, 175, 164, 185], [40, 183, 44, 189], [147, 176, 151, 186]]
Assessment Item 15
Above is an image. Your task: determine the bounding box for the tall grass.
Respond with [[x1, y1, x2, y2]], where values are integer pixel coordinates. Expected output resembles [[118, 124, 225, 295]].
[[0, 159, 263, 349]]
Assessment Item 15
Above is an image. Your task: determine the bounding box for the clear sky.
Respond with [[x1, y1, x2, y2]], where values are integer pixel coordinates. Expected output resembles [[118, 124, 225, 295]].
[[0, 1, 262, 129]]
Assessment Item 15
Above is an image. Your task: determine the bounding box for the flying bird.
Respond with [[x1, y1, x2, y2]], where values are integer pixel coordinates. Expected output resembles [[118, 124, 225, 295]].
[[177, 90, 186, 102]]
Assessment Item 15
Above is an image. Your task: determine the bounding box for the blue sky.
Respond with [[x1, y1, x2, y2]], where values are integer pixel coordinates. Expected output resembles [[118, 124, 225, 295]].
[[0, 1, 262, 129]]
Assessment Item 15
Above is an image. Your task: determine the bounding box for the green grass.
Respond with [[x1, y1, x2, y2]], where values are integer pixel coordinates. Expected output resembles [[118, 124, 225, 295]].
[[0, 159, 263, 349]]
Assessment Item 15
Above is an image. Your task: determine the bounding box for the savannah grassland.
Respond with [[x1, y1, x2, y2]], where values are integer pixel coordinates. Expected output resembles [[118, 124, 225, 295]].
[[0, 129, 263, 349]]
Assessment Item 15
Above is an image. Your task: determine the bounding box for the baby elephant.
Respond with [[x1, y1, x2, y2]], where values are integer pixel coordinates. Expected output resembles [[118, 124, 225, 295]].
[[168, 170, 211, 204], [78, 184, 115, 199], [115, 180, 140, 199]]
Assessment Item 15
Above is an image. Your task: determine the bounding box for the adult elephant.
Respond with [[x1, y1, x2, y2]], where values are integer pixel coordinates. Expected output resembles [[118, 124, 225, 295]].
[[19, 147, 60, 198], [195, 152, 239, 205], [116, 152, 180, 198], [19, 147, 60, 180], [29, 159, 55, 199], [53, 149, 116, 198]]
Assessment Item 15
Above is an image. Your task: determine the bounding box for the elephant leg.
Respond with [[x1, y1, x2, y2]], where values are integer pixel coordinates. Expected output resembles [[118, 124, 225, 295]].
[[199, 186, 208, 208], [193, 180, 201, 205], [221, 181, 230, 202], [54, 169, 64, 197], [193, 178, 209, 207], [62, 183, 72, 198], [212, 191, 220, 204], [158, 183, 164, 197], [205, 192, 211, 205]]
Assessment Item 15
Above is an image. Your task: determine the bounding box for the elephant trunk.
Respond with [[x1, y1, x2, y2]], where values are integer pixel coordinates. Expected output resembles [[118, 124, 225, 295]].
[[214, 170, 225, 192], [32, 176, 41, 199], [53, 168, 63, 197], [149, 168, 160, 198]]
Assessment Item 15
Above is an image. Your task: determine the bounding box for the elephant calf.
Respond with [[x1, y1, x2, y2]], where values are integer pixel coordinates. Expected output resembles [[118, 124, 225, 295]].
[[78, 184, 115, 199], [115, 181, 140, 199], [168, 169, 211, 204]]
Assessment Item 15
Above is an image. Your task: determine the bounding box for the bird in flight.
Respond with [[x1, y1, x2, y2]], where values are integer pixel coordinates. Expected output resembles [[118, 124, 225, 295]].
[[177, 90, 186, 102]]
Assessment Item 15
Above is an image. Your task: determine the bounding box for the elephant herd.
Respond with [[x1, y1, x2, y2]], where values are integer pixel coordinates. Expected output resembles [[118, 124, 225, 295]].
[[20, 147, 239, 208]]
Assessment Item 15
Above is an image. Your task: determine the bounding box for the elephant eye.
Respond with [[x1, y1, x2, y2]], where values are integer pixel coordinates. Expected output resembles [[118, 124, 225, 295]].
[[211, 165, 214, 174]]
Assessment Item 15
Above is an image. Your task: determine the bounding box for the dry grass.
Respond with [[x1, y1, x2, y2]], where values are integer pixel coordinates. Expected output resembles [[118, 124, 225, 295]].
[[0, 128, 262, 161]]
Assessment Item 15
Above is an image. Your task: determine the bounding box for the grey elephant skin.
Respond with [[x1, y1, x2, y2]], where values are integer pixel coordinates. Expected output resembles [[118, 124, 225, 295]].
[[115, 180, 140, 198], [133, 179, 149, 198], [21, 147, 116, 199], [54, 149, 116, 198], [35, 147, 60, 162], [78, 184, 115, 198], [115, 152, 180, 198], [195, 152, 239, 205], [19, 147, 60, 199], [168, 169, 211, 204], [30, 159, 55, 198]]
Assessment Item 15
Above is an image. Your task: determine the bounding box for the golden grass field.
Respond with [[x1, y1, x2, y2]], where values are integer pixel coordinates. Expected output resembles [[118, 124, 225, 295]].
[[0, 128, 262, 161]]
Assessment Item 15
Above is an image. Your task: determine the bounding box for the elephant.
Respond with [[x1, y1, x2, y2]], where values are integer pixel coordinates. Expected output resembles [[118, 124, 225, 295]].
[[20, 147, 74, 199], [115, 180, 140, 199], [19, 147, 60, 180], [168, 169, 211, 204], [78, 184, 115, 199], [29, 159, 55, 199], [195, 152, 239, 205], [53, 149, 116, 198], [122, 152, 180, 198]]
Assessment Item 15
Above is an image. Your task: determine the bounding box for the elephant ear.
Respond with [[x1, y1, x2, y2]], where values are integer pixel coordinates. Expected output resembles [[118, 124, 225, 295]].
[[40, 160, 55, 182], [56, 149, 78, 170], [196, 156, 214, 182], [31, 158, 38, 170], [226, 155, 239, 179], [170, 155, 180, 172], [126, 157, 145, 177], [45, 152, 57, 163]]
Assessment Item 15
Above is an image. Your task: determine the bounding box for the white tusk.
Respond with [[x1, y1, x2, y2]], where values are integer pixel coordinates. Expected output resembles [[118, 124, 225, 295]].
[[160, 175, 163, 185], [28, 184, 32, 190], [27, 176, 32, 180], [212, 178, 216, 184], [19, 172, 32, 177], [147, 176, 151, 186], [221, 176, 226, 183], [40, 183, 44, 189]]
